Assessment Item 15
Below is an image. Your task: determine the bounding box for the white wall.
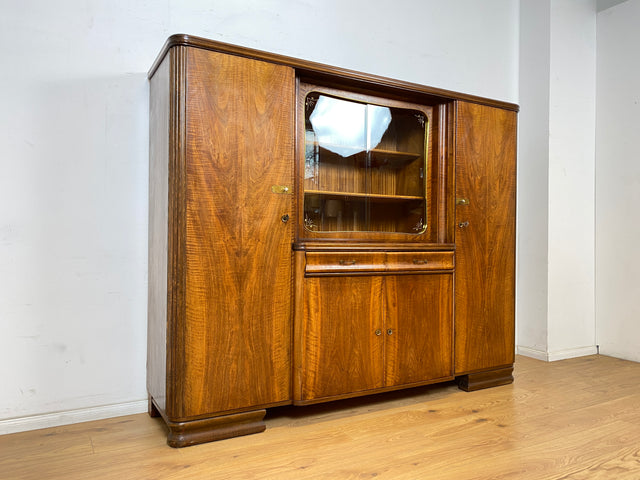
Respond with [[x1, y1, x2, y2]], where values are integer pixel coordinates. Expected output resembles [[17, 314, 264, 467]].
[[596, 0, 640, 362], [517, 0, 551, 357], [0, 0, 519, 433], [547, 0, 597, 358], [517, 0, 598, 361]]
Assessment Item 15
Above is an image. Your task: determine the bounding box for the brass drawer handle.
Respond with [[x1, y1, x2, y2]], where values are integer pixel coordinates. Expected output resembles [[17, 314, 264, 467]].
[[413, 259, 428, 265], [458, 221, 470, 228], [339, 259, 356, 265]]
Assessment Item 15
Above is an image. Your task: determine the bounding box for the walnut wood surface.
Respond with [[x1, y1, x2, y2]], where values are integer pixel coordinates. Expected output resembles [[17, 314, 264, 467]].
[[171, 48, 295, 419], [454, 101, 517, 375], [298, 274, 454, 403], [164, 410, 267, 448], [384, 275, 453, 385], [304, 251, 454, 275], [147, 36, 518, 446], [456, 366, 514, 392], [299, 276, 385, 401]]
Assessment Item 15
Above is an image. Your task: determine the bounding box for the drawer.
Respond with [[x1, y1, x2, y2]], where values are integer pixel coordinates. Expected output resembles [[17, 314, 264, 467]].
[[305, 251, 454, 275], [305, 252, 387, 274], [384, 251, 454, 272]]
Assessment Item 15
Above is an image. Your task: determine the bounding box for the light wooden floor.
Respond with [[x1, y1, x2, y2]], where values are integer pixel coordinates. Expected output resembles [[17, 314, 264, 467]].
[[1, 355, 639, 479]]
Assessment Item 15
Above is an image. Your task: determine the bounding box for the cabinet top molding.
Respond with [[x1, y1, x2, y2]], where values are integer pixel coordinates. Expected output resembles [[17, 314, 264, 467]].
[[149, 34, 519, 112]]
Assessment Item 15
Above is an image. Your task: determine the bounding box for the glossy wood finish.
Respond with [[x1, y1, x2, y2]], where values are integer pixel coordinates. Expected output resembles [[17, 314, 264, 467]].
[[148, 44, 296, 445], [163, 410, 267, 448], [297, 274, 453, 403], [304, 251, 454, 275], [456, 366, 515, 392], [298, 275, 385, 402], [384, 275, 453, 386], [148, 35, 518, 446], [454, 101, 517, 376], [179, 47, 295, 417]]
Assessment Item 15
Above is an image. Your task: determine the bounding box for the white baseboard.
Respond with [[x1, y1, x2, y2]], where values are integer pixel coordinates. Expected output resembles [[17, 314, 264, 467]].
[[516, 345, 549, 361], [0, 399, 148, 436], [517, 345, 598, 362]]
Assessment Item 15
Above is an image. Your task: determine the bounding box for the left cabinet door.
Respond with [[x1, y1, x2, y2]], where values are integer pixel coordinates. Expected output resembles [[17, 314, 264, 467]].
[[173, 47, 295, 418], [299, 275, 385, 402]]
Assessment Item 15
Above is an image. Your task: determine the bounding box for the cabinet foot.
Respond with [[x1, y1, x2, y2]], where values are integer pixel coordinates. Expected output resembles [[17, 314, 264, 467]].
[[456, 366, 514, 392], [165, 410, 267, 448]]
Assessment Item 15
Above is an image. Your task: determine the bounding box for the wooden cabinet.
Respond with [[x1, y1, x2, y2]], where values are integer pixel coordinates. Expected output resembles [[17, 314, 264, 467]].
[[453, 101, 517, 390], [148, 35, 517, 447], [148, 43, 295, 446], [296, 267, 453, 403]]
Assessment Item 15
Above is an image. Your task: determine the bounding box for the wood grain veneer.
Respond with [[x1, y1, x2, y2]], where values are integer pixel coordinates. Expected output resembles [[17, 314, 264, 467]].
[[453, 101, 517, 376], [148, 35, 517, 447]]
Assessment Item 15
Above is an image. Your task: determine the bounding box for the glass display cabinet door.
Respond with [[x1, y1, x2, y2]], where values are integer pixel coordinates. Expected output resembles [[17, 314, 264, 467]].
[[303, 92, 428, 234]]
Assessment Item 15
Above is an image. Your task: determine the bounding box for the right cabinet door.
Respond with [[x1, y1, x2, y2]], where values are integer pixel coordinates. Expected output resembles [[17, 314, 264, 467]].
[[384, 274, 453, 386], [454, 101, 517, 375]]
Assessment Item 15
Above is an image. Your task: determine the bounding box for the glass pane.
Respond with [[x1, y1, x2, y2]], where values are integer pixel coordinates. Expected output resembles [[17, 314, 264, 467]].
[[303, 92, 427, 234]]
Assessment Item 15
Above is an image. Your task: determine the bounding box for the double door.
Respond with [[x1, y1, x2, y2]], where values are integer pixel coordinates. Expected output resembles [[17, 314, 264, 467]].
[[296, 269, 453, 403]]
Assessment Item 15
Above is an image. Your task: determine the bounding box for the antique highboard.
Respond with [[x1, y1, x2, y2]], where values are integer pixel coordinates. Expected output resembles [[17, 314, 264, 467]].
[[147, 34, 517, 447]]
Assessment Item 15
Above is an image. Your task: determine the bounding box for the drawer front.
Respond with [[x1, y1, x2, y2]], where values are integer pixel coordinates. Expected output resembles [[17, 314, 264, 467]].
[[384, 252, 454, 272], [305, 252, 387, 274], [305, 251, 454, 275]]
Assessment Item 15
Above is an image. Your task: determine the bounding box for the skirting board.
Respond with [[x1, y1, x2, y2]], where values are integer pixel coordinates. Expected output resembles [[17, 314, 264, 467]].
[[0, 399, 148, 436], [517, 345, 598, 362]]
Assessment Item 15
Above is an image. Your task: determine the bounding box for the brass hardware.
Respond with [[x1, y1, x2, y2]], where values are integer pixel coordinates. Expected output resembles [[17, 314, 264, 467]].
[[339, 259, 356, 265], [387, 329, 394, 335], [413, 259, 428, 265], [271, 185, 290, 194], [456, 197, 470, 205], [375, 329, 382, 336], [458, 221, 469, 228], [281, 214, 289, 223]]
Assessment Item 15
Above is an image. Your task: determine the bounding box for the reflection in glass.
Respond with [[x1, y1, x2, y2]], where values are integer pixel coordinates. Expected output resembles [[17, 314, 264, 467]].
[[309, 96, 366, 157], [303, 92, 428, 234]]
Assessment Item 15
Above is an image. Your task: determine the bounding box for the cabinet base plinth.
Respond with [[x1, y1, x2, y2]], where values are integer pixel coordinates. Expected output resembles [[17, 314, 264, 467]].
[[456, 366, 514, 392], [164, 410, 267, 448]]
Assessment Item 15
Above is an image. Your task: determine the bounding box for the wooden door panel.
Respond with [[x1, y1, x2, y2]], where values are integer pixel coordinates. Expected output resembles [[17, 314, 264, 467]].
[[301, 276, 385, 401], [454, 101, 516, 374], [385, 275, 453, 386], [181, 48, 295, 417]]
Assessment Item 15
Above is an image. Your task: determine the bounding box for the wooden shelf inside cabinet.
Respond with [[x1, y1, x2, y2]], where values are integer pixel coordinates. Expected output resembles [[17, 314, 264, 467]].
[[309, 144, 423, 168], [305, 190, 424, 202]]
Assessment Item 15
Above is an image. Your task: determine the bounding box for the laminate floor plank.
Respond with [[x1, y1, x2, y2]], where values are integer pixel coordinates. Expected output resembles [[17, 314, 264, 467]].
[[1, 355, 639, 479]]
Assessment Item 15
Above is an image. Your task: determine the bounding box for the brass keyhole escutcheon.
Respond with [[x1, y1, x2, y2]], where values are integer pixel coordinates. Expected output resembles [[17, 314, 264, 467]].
[[387, 329, 394, 336], [281, 214, 290, 223], [458, 221, 469, 228], [375, 329, 382, 336]]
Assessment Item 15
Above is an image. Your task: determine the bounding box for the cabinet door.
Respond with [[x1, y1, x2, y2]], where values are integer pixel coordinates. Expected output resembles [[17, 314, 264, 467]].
[[300, 276, 385, 401], [385, 274, 453, 386], [454, 101, 517, 374], [176, 48, 295, 417]]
